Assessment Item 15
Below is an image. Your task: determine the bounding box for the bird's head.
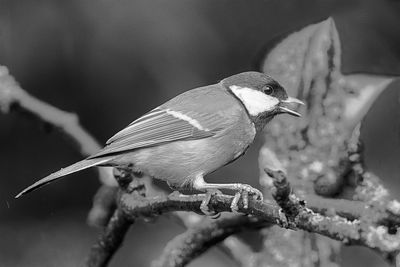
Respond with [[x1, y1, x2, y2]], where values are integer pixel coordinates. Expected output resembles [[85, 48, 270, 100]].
[[222, 71, 304, 129]]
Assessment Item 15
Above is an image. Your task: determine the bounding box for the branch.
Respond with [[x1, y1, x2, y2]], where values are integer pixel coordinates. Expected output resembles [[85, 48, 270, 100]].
[[267, 168, 400, 265], [87, 185, 119, 227], [119, 187, 400, 256], [305, 194, 400, 228], [0, 66, 102, 157], [221, 236, 258, 267], [267, 168, 303, 220], [266, 167, 400, 227], [86, 208, 133, 267], [85, 169, 145, 267], [0, 66, 116, 226], [171, 205, 258, 266], [152, 215, 265, 267], [261, 135, 400, 229], [87, 166, 400, 267]]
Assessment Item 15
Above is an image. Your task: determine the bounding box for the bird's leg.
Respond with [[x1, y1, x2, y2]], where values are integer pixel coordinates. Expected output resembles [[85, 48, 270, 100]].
[[200, 190, 222, 218], [167, 181, 220, 217], [193, 175, 263, 213]]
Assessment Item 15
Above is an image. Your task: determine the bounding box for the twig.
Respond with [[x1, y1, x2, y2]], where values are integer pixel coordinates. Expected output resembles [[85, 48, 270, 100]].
[[265, 167, 400, 230], [0, 66, 102, 157], [87, 185, 119, 227], [305, 195, 400, 228], [0, 66, 116, 226], [152, 215, 264, 267], [221, 236, 258, 267], [263, 163, 400, 228], [86, 169, 145, 267], [265, 169, 400, 260], [266, 168, 303, 219], [86, 208, 133, 267], [172, 206, 258, 266]]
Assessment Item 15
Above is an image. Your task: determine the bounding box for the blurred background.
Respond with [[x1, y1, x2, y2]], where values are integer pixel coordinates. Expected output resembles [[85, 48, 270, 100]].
[[0, 0, 400, 266]]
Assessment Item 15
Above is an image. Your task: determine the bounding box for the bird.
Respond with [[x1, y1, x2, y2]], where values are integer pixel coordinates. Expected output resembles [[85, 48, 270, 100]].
[[15, 71, 303, 213]]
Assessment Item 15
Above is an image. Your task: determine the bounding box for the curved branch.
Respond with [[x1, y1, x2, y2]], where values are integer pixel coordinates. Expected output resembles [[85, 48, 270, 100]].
[[171, 205, 258, 266], [0, 66, 116, 226], [152, 215, 265, 267], [0, 66, 115, 187], [86, 208, 133, 267], [87, 185, 119, 227], [85, 170, 146, 267], [0, 66, 102, 157]]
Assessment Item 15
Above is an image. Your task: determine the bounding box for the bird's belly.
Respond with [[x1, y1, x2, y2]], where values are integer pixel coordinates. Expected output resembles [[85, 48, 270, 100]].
[[113, 133, 253, 188]]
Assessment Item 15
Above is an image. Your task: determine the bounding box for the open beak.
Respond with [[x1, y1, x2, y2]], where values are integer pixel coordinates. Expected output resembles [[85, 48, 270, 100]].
[[279, 97, 304, 117]]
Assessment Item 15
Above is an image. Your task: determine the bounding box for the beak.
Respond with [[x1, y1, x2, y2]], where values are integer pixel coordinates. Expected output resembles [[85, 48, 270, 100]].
[[281, 96, 305, 106], [278, 97, 304, 117]]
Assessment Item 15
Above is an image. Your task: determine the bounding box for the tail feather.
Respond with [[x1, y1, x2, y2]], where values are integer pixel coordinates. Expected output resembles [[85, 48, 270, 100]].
[[15, 157, 113, 198]]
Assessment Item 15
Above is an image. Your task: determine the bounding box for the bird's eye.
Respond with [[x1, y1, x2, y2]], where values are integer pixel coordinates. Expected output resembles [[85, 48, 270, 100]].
[[263, 85, 273, 95]]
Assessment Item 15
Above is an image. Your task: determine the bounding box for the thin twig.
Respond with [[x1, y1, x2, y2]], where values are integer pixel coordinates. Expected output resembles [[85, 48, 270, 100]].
[[86, 208, 133, 267], [264, 164, 400, 228], [221, 236, 258, 267], [0, 66, 116, 226], [0, 66, 102, 157], [85, 169, 145, 267], [171, 206, 258, 266], [87, 185, 119, 227], [266, 168, 303, 219]]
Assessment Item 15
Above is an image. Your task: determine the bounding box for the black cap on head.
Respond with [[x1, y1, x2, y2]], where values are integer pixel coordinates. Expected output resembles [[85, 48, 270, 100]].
[[222, 71, 288, 101]]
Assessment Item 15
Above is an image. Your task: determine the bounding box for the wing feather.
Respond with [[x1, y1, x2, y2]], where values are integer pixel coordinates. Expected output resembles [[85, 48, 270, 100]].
[[89, 108, 219, 158]]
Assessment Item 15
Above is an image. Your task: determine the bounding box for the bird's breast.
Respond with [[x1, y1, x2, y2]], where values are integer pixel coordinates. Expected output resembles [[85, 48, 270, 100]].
[[114, 119, 256, 188]]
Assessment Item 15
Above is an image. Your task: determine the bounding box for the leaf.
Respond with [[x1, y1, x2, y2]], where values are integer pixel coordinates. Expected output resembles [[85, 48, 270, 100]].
[[261, 17, 397, 131], [258, 18, 347, 194], [261, 17, 341, 98], [340, 74, 395, 130]]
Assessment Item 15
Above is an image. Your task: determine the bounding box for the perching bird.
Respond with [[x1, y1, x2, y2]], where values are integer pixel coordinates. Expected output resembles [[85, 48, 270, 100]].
[[16, 71, 303, 213]]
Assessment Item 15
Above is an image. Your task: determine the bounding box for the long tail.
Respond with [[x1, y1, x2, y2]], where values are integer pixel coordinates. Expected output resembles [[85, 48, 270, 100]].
[[15, 157, 113, 198]]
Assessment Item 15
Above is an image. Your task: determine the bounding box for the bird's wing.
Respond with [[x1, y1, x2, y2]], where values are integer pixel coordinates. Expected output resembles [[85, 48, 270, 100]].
[[89, 107, 223, 158]]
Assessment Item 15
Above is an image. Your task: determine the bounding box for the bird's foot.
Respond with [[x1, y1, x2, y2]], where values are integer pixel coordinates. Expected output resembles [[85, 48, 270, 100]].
[[230, 184, 263, 213], [200, 189, 222, 218]]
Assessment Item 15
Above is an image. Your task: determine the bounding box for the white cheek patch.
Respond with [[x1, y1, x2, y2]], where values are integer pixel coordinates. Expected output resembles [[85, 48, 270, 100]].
[[229, 85, 279, 116]]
